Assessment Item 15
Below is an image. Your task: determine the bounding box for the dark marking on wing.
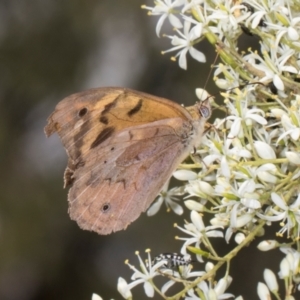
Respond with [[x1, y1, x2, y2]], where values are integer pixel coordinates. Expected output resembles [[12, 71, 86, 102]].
[[127, 98, 143, 117], [101, 203, 111, 213], [101, 98, 118, 115], [99, 115, 109, 124], [134, 154, 141, 161], [78, 107, 88, 117], [90, 126, 115, 149], [116, 179, 126, 188]]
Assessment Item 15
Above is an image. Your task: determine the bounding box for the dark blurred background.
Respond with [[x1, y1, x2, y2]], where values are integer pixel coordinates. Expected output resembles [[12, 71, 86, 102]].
[[0, 0, 288, 299]]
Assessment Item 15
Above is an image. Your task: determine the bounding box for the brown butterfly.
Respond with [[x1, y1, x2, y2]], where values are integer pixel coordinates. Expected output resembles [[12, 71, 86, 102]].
[[45, 87, 211, 235]]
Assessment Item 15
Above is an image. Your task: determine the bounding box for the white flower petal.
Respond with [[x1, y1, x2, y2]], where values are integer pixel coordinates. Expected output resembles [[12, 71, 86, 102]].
[[169, 201, 184, 215], [168, 13, 183, 29], [257, 240, 278, 251], [173, 169, 198, 180], [161, 279, 176, 294], [156, 14, 168, 36], [241, 198, 261, 209], [189, 24, 202, 40], [256, 211, 286, 222], [205, 262, 214, 272], [225, 227, 234, 243], [178, 48, 188, 69], [254, 141, 276, 159], [215, 78, 230, 89], [117, 278, 132, 299], [173, 0, 186, 6], [288, 26, 299, 40], [144, 281, 155, 298], [221, 156, 231, 178], [147, 197, 163, 216], [203, 154, 221, 165], [273, 74, 284, 91], [235, 232, 245, 244], [271, 192, 287, 210], [186, 180, 214, 197], [290, 194, 300, 209], [191, 210, 205, 231], [195, 88, 209, 101], [270, 108, 287, 119], [207, 289, 218, 300], [257, 282, 270, 300], [189, 47, 206, 62], [286, 151, 300, 165], [185, 200, 204, 211], [206, 230, 224, 238], [214, 278, 228, 295], [291, 128, 300, 140], [229, 118, 242, 137], [238, 179, 256, 194], [280, 257, 290, 278], [251, 11, 265, 28], [210, 217, 229, 227], [281, 65, 298, 73], [264, 269, 278, 292], [247, 114, 267, 125], [92, 294, 103, 300], [236, 214, 252, 228]]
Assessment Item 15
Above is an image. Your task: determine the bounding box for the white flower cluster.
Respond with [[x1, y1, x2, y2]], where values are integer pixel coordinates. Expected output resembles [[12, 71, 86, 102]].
[[117, 248, 236, 300], [95, 0, 300, 299]]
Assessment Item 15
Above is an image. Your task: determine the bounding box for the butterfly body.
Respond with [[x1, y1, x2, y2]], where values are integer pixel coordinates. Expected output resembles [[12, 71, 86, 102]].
[[45, 87, 210, 234]]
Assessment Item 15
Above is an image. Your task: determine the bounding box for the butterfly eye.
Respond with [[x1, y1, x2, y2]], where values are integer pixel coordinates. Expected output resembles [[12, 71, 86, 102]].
[[101, 203, 111, 213], [200, 106, 211, 118], [78, 107, 88, 117]]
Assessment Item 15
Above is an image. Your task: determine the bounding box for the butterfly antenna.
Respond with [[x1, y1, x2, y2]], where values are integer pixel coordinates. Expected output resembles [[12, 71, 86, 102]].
[[205, 52, 220, 91], [198, 52, 220, 101]]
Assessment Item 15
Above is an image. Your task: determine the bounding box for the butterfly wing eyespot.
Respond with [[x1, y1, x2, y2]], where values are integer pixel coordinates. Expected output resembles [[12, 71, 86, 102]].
[[78, 107, 88, 117], [101, 203, 111, 213], [45, 87, 210, 235]]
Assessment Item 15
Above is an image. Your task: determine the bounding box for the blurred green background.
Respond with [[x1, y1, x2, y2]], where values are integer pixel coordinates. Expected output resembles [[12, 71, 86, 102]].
[[0, 0, 288, 299]]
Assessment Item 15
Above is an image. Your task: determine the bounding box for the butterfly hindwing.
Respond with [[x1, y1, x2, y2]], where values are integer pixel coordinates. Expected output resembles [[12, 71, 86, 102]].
[[67, 118, 191, 234]]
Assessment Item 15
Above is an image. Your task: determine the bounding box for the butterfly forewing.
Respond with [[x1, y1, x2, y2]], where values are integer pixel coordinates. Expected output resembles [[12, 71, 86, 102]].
[[45, 87, 210, 234], [45, 87, 192, 160]]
